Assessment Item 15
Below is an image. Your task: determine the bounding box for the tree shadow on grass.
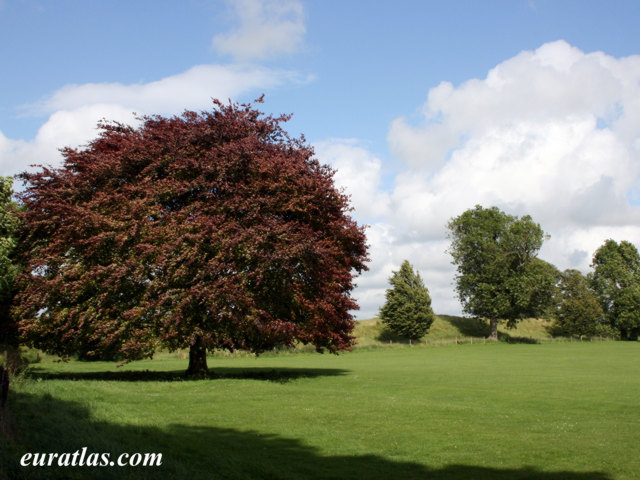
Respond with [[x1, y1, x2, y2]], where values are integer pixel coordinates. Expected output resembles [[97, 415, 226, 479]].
[[375, 327, 415, 344], [1, 391, 614, 480], [439, 315, 489, 337], [25, 367, 349, 384], [497, 331, 540, 344], [440, 316, 541, 344]]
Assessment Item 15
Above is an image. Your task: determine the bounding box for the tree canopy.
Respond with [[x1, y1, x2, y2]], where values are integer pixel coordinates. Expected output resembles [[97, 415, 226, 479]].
[[14, 99, 369, 374], [447, 205, 556, 339], [0, 177, 19, 347], [552, 269, 606, 337], [379, 260, 435, 340], [591, 239, 640, 340]]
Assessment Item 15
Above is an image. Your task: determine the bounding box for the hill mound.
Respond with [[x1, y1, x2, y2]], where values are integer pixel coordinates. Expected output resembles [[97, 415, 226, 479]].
[[354, 315, 552, 347]]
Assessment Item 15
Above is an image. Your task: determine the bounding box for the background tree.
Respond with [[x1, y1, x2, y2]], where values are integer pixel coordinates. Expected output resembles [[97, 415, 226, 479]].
[[447, 205, 556, 339], [516, 257, 560, 321], [0, 177, 20, 348], [591, 239, 640, 340], [379, 260, 435, 339], [14, 99, 369, 375], [552, 269, 607, 337]]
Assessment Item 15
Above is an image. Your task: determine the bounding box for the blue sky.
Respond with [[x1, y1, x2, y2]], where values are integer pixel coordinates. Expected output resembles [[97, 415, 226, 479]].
[[2, 0, 640, 318], [4, 0, 640, 143]]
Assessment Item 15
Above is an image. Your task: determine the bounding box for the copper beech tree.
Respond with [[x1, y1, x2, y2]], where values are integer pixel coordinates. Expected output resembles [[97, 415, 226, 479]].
[[14, 100, 369, 375]]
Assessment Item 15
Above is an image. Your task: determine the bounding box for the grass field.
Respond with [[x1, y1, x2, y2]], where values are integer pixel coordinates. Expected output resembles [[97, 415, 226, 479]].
[[1, 319, 639, 479]]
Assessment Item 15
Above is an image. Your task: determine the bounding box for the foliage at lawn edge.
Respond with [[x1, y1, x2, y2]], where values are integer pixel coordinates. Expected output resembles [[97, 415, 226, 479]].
[[552, 269, 608, 337], [591, 239, 640, 340]]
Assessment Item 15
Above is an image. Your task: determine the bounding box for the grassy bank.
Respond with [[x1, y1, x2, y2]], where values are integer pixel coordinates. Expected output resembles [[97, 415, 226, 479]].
[[353, 315, 555, 348]]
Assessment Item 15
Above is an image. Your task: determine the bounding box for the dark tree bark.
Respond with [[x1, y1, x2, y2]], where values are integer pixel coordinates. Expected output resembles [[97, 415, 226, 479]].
[[187, 335, 208, 377], [0, 366, 9, 408]]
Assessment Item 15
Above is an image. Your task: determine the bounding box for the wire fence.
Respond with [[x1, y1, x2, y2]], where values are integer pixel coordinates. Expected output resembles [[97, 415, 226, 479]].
[[372, 334, 620, 348]]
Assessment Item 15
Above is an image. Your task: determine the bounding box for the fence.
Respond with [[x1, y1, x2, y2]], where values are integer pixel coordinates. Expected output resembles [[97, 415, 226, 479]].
[[373, 334, 620, 348]]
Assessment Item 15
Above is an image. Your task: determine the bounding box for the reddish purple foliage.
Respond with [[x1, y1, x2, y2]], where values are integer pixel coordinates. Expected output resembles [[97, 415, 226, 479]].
[[14, 99, 369, 363]]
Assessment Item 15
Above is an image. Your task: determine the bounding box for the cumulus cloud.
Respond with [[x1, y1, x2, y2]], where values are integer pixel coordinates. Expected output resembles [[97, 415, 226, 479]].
[[0, 105, 139, 177], [27, 64, 300, 117], [313, 139, 391, 223], [0, 132, 25, 177], [405, 116, 640, 234], [390, 41, 640, 162], [212, 0, 306, 61], [351, 40, 640, 318], [2, 64, 302, 177]]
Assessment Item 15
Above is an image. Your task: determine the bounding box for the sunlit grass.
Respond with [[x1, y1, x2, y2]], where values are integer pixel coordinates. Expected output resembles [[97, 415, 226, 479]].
[[2, 340, 638, 479]]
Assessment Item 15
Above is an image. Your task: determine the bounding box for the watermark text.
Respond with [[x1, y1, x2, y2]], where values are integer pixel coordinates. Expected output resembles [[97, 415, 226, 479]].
[[20, 448, 162, 468]]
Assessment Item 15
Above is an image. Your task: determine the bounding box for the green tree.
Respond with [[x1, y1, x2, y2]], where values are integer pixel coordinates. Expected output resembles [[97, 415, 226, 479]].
[[379, 260, 435, 340], [0, 176, 19, 347], [591, 239, 640, 340], [447, 205, 556, 339], [553, 269, 606, 337], [517, 257, 560, 320]]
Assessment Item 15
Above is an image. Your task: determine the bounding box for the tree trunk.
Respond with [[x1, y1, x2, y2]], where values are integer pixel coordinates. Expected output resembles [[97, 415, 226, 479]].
[[0, 366, 9, 408], [488, 318, 498, 340], [186, 335, 208, 377]]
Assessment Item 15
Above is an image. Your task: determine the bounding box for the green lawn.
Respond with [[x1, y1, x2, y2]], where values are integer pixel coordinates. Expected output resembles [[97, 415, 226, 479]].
[[2, 341, 639, 479]]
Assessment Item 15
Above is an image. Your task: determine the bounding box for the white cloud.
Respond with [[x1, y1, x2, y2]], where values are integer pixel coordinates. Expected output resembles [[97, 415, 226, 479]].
[[0, 131, 26, 177], [27, 64, 300, 117], [2, 64, 302, 177], [0, 106, 136, 178], [349, 41, 640, 319], [313, 139, 391, 223], [389, 41, 640, 167], [541, 225, 640, 274], [420, 116, 640, 230], [212, 0, 305, 61]]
